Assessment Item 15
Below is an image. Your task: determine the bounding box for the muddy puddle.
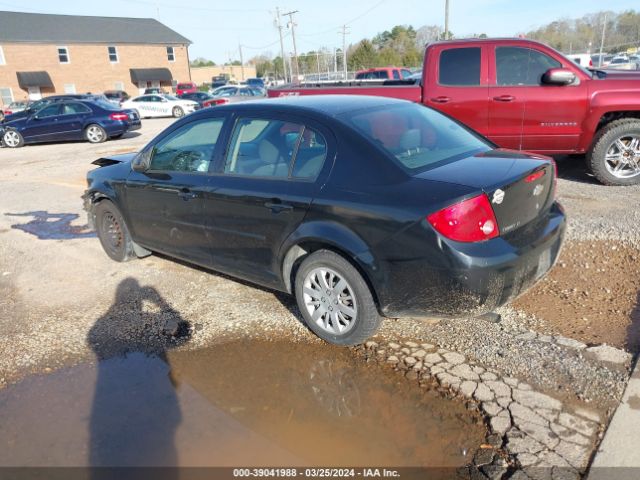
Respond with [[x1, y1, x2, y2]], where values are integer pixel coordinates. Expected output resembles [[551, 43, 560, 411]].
[[0, 340, 484, 468]]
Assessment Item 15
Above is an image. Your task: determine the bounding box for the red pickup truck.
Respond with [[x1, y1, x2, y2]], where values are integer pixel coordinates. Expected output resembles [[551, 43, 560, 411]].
[[269, 38, 640, 186]]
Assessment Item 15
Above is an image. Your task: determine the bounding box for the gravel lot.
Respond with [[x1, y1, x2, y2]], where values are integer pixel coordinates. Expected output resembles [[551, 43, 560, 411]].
[[0, 118, 638, 476]]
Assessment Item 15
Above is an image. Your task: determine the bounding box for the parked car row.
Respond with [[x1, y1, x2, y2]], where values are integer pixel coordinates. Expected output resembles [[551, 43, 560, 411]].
[[1, 96, 140, 148]]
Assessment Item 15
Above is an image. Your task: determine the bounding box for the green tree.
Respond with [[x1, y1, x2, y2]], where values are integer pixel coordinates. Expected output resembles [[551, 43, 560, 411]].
[[348, 40, 378, 69]]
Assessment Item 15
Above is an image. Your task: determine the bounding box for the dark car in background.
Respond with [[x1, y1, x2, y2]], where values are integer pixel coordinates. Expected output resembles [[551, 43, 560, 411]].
[[1, 98, 140, 148], [246, 77, 265, 89], [104, 90, 130, 105], [83, 95, 565, 346], [178, 91, 218, 107], [1, 94, 102, 123]]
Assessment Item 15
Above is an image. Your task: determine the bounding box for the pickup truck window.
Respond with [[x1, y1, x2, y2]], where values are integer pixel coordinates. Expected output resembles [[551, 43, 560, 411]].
[[496, 47, 561, 86], [439, 47, 481, 86], [342, 103, 490, 173]]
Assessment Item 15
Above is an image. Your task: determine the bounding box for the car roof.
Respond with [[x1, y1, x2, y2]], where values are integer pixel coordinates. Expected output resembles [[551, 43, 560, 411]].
[[227, 94, 409, 117]]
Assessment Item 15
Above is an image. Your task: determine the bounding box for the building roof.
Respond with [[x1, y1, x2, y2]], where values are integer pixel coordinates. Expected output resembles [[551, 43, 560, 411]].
[[0, 11, 191, 45]]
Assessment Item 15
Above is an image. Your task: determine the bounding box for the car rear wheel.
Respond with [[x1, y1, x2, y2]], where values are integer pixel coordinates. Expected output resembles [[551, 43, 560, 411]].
[[172, 106, 184, 118], [94, 201, 136, 262], [588, 119, 640, 186], [85, 124, 107, 144], [294, 250, 381, 346], [3, 130, 24, 148]]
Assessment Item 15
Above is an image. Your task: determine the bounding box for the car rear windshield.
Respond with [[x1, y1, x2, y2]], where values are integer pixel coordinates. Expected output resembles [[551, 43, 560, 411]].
[[340, 104, 491, 173]]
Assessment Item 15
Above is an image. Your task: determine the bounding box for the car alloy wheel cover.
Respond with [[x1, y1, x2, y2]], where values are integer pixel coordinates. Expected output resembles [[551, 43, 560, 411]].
[[303, 267, 358, 335], [101, 212, 123, 253], [173, 107, 183, 117], [87, 126, 104, 143], [605, 134, 640, 178], [4, 131, 20, 147]]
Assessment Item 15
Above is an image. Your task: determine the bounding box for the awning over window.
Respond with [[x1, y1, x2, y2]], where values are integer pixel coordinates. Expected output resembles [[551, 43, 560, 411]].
[[129, 68, 173, 83], [16, 71, 54, 89]]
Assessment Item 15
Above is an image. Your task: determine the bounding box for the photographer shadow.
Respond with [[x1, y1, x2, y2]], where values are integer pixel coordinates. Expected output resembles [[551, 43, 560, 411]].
[[87, 277, 191, 476]]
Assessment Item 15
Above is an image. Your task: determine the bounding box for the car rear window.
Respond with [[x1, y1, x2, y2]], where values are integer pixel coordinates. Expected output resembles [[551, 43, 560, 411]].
[[177, 83, 192, 89], [341, 104, 491, 173]]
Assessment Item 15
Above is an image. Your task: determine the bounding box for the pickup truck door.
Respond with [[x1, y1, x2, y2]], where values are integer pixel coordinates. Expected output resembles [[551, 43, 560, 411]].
[[488, 44, 589, 152], [424, 45, 490, 137]]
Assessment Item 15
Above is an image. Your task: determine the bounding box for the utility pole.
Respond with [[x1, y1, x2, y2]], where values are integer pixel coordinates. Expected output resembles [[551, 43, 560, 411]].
[[599, 13, 607, 67], [339, 25, 350, 79], [238, 44, 245, 81], [275, 7, 288, 83], [283, 10, 299, 81], [444, 0, 450, 40]]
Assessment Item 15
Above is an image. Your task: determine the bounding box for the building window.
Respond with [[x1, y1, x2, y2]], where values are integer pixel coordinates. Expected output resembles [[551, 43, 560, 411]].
[[108, 46, 118, 63], [166, 46, 175, 62], [58, 46, 69, 63], [0, 87, 13, 106], [114, 81, 124, 91], [64, 84, 76, 94], [0, 46, 5, 65]]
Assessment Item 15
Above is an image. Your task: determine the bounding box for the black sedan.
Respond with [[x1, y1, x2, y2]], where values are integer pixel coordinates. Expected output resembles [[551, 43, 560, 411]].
[[83, 95, 565, 345], [1, 99, 140, 148]]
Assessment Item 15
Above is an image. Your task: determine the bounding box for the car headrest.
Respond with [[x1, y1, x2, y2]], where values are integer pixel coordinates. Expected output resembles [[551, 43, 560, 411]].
[[259, 139, 280, 164], [400, 129, 421, 151]]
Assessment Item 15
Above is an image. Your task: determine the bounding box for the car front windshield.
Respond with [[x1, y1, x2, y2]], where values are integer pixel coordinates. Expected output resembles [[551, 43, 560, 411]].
[[162, 95, 180, 101], [340, 104, 492, 173]]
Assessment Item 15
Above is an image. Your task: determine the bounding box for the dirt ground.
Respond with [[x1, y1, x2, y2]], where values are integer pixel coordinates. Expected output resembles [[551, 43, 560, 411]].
[[514, 241, 640, 351]]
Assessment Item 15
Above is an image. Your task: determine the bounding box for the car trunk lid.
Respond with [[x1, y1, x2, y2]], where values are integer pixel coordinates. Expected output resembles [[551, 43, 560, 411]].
[[417, 149, 555, 236]]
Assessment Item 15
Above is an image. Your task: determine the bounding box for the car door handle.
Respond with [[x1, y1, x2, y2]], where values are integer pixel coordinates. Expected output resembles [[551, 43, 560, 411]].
[[430, 96, 451, 104], [264, 201, 293, 213], [178, 189, 198, 200], [493, 95, 515, 102]]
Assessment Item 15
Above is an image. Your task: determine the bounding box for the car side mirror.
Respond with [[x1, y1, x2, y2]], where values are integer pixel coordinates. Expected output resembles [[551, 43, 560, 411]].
[[132, 148, 153, 172], [542, 68, 576, 86]]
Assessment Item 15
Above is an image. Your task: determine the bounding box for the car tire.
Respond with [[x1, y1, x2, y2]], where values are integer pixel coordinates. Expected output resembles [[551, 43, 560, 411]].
[[85, 124, 107, 144], [2, 129, 24, 148], [94, 200, 136, 262], [172, 106, 184, 118], [587, 118, 640, 186], [294, 249, 381, 346]]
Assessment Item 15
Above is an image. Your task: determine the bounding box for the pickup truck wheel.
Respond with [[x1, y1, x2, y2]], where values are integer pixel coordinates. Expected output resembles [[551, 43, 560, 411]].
[[94, 201, 136, 262], [588, 119, 640, 186], [294, 250, 381, 346]]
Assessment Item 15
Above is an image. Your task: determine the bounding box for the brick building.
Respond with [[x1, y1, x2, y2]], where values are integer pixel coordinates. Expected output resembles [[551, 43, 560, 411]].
[[0, 11, 192, 107]]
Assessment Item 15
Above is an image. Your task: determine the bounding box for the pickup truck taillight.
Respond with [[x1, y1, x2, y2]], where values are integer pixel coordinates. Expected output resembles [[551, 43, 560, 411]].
[[427, 194, 499, 243], [109, 112, 129, 121]]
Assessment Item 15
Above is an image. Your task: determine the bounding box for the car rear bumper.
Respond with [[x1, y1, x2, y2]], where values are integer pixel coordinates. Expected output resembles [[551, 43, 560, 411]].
[[372, 202, 566, 318]]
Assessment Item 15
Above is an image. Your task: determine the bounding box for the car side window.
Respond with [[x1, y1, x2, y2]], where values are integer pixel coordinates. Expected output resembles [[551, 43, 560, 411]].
[[148, 118, 225, 173], [62, 103, 91, 115], [496, 47, 561, 86], [401, 69, 413, 79], [225, 118, 303, 178], [36, 104, 60, 118], [392, 70, 400, 80], [439, 47, 481, 86], [291, 127, 327, 180]]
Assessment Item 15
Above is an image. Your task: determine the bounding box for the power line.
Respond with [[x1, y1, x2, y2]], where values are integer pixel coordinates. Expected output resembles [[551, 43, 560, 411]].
[[298, 0, 388, 37]]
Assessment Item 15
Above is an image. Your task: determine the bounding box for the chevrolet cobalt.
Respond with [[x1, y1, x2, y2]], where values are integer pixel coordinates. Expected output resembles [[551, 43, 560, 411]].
[[83, 95, 565, 345]]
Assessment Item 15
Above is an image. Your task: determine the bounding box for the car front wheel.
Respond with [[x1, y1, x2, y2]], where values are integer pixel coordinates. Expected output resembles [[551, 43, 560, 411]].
[[172, 106, 184, 118], [294, 250, 381, 346], [3, 130, 24, 148], [85, 124, 107, 144], [94, 200, 136, 262]]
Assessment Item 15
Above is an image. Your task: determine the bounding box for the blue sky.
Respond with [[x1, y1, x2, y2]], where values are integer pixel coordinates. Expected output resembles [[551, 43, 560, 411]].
[[1, 0, 637, 62]]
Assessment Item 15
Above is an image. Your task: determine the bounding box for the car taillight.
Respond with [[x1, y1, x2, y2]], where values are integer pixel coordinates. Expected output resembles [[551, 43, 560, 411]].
[[525, 169, 546, 183], [109, 112, 129, 121], [427, 194, 499, 243], [211, 98, 229, 105], [4, 110, 11, 115]]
